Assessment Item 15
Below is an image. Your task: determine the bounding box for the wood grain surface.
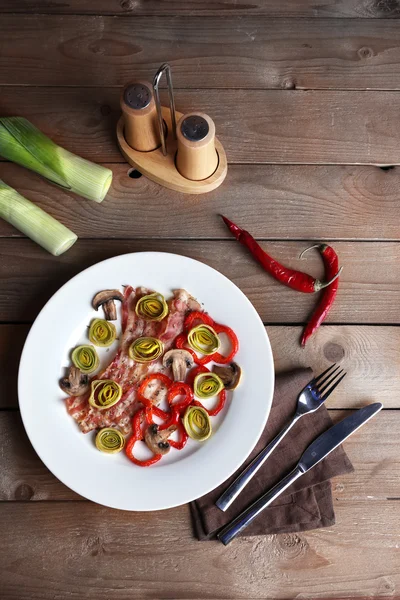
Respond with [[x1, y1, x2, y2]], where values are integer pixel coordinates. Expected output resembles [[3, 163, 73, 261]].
[[0, 499, 399, 599], [2, 325, 400, 409], [1, 163, 400, 241], [2, 15, 400, 90], [3, 87, 400, 165], [0, 0, 398, 18], [0, 239, 399, 324], [1, 1, 400, 598], [1, 409, 396, 501]]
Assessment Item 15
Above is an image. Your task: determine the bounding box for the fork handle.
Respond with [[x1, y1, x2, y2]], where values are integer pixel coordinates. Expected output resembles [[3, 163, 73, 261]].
[[216, 413, 300, 512], [217, 466, 303, 545]]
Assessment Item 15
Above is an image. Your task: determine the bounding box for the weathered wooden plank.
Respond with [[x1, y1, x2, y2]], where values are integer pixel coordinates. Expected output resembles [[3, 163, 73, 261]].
[[2, 87, 400, 165], [0, 325, 28, 409], [0, 239, 399, 324], [0, 0, 397, 18], [2, 325, 399, 409], [0, 410, 396, 501], [0, 499, 399, 599], [1, 163, 400, 241], [1, 16, 400, 90]]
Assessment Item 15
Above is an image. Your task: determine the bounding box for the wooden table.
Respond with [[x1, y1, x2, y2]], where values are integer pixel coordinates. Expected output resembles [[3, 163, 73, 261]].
[[1, 1, 400, 598]]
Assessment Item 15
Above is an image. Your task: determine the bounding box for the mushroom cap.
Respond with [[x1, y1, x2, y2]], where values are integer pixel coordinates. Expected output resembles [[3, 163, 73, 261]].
[[92, 289, 124, 311], [212, 362, 242, 390], [163, 349, 194, 382], [60, 366, 90, 396], [144, 423, 177, 455]]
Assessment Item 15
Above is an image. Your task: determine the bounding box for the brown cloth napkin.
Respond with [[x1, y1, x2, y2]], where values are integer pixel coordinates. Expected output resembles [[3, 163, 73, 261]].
[[191, 368, 354, 540]]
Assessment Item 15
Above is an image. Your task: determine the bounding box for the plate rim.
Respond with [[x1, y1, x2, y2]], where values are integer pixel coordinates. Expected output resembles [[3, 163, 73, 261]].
[[18, 251, 274, 511]]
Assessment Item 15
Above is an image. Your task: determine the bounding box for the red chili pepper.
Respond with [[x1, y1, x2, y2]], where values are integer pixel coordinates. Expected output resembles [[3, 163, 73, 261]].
[[300, 244, 341, 346], [193, 389, 227, 417], [222, 216, 341, 293]]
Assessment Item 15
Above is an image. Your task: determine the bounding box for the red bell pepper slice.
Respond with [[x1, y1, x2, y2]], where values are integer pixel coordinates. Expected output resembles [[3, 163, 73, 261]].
[[184, 310, 214, 332], [168, 422, 189, 450], [193, 389, 227, 417], [175, 333, 213, 366], [178, 313, 239, 366], [158, 383, 194, 431], [168, 382, 193, 411], [138, 373, 173, 423], [125, 408, 163, 467], [211, 323, 239, 364], [186, 364, 209, 387]]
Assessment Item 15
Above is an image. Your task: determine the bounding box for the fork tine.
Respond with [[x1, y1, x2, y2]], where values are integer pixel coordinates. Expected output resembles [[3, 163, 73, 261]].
[[320, 372, 347, 401], [312, 364, 341, 391], [309, 363, 338, 387], [317, 367, 344, 395]]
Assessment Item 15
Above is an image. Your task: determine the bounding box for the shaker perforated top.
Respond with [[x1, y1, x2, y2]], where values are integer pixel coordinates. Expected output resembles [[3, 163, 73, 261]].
[[181, 115, 209, 142], [124, 83, 152, 110]]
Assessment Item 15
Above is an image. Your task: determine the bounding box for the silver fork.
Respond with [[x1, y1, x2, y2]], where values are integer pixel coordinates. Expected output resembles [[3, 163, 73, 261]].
[[216, 363, 346, 512]]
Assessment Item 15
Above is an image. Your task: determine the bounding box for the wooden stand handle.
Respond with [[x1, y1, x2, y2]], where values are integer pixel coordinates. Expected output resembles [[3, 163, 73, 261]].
[[176, 112, 218, 181], [120, 81, 160, 152]]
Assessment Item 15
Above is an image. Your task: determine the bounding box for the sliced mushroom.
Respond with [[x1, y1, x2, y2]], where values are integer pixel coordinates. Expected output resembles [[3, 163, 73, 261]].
[[212, 362, 242, 390], [163, 349, 194, 382], [144, 423, 177, 456], [60, 366, 90, 396], [92, 289, 124, 321]]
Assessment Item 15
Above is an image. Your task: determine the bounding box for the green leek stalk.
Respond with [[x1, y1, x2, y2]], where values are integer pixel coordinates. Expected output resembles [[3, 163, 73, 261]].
[[0, 117, 112, 203], [0, 179, 77, 255]]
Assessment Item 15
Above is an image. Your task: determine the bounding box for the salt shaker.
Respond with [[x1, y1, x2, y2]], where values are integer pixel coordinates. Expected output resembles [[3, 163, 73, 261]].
[[176, 112, 218, 181], [120, 81, 160, 152]]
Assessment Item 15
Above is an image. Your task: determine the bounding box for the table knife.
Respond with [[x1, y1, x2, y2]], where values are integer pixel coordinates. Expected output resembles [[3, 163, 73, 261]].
[[218, 402, 383, 545]]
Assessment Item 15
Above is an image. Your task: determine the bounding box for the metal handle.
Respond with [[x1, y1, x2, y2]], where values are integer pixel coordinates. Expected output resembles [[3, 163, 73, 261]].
[[217, 466, 303, 546], [216, 413, 301, 512], [153, 63, 177, 156]]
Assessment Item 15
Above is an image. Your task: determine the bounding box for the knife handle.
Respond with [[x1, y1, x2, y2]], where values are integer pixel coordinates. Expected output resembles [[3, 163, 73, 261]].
[[217, 466, 303, 546]]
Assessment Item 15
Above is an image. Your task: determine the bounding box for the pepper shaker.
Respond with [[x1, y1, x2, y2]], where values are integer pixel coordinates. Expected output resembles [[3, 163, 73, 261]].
[[120, 81, 160, 152], [176, 113, 218, 181]]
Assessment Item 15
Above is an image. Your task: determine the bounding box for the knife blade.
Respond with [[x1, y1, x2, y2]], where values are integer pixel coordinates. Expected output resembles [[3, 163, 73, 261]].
[[298, 401, 382, 473], [218, 402, 383, 545]]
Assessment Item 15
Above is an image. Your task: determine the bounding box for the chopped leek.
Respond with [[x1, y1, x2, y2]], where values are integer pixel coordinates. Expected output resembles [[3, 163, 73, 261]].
[[95, 428, 125, 453], [135, 292, 169, 322], [89, 318, 116, 347], [183, 406, 212, 442], [0, 179, 77, 256], [71, 345, 99, 374], [188, 324, 220, 356], [129, 337, 164, 363], [0, 117, 112, 203], [194, 372, 224, 399], [89, 380, 122, 410]]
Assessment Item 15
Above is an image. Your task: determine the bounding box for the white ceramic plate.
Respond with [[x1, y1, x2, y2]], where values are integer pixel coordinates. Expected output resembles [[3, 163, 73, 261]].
[[18, 252, 274, 511]]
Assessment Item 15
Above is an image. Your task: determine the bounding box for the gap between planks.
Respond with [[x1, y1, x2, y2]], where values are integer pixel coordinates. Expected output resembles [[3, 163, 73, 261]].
[[2, 324, 400, 409]]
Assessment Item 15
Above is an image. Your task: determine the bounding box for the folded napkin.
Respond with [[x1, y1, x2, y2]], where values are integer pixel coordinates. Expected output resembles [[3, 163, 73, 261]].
[[191, 368, 354, 540]]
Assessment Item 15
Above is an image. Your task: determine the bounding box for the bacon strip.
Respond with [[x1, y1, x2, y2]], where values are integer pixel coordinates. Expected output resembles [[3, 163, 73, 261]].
[[65, 287, 201, 435]]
